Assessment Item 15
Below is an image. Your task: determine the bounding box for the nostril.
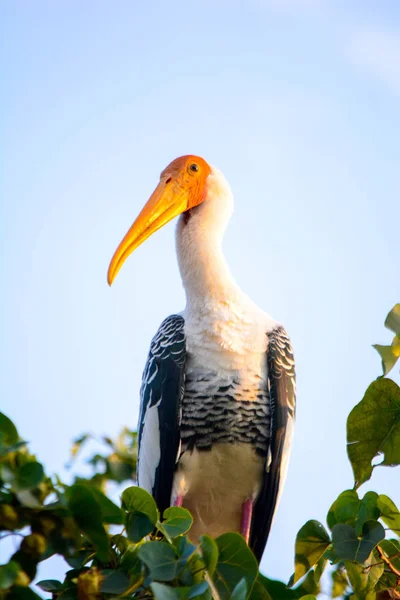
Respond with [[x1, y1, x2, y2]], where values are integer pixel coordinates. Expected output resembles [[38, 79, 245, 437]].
[[165, 177, 172, 185]]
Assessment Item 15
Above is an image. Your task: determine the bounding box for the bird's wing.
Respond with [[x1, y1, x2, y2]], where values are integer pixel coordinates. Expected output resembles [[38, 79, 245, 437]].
[[250, 325, 296, 562], [137, 314, 186, 514]]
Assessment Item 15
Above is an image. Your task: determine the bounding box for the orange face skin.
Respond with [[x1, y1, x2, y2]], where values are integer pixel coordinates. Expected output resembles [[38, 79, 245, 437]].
[[160, 155, 212, 209], [107, 155, 211, 285]]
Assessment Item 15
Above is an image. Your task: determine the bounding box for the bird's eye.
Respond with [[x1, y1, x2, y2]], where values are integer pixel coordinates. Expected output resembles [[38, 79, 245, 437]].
[[189, 163, 199, 173]]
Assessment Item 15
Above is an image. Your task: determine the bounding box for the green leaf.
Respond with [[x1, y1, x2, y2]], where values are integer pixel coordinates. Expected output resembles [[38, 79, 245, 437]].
[[57, 589, 79, 600], [377, 494, 400, 534], [0, 561, 20, 590], [176, 535, 197, 561], [258, 575, 299, 599], [187, 581, 209, 599], [14, 462, 44, 491], [345, 549, 384, 598], [393, 335, 400, 356], [7, 588, 42, 600], [183, 555, 206, 588], [364, 558, 385, 591], [172, 537, 197, 584], [89, 487, 124, 524], [100, 569, 130, 594], [10, 549, 37, 579], [122, 486, 158, 540], [110, 533, 129, 554], [150, 582, 180, 600], [333, 490, 359, 526], [332, 523, 358, 561], [200, 535, 218, 576], [213, 533, 258, 599], [331, 567, 348, 598], [314, 557, 327, 584], [120, 547, 142, 578], [0, 413, 19, 446], [248, 576, 272, 600], [0, 440, 27, 457], [374, 304, 400, 375], [293, 520, 331, 583], [385, 304, 400, 336], [230, 578, 247, 600], [138, 541, 177, 581], [327, 490, 360, 530], [376, 570, 399, 595], [175, 536, 197, 579], [151, 584, 207, 600], [67, 484, 109, 561], [346, 378, 400, 487], [162, 507, 193, 538], [65, 549, 93, 570], [36, 579, 63, 592], [373, 344, 399, 376], [332, 520, 385, 562], [299, 596, 317, 600], [126, 511, 154, 542], [355, 492, 380, 534], [121, 486, 158, 523], [296, 570, 320, 597]]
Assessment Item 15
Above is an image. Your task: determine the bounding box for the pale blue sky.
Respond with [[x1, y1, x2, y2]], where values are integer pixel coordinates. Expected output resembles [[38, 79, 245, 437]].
[[1, 0, 399, 595]]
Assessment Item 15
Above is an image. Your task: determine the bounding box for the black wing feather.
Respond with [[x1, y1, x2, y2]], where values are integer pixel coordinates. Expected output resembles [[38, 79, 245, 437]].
[[137, 315, 186, 514], [250, 325, 296, 562]]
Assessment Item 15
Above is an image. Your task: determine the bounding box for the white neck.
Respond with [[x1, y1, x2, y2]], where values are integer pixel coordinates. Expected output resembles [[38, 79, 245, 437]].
[[175, 168, 241, 310], [175, 168, 272, 370]]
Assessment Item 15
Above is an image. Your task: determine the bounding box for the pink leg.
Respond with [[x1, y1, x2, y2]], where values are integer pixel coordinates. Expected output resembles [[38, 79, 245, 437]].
[[173, 495, 183, 507], [241, 498, 253, 543]]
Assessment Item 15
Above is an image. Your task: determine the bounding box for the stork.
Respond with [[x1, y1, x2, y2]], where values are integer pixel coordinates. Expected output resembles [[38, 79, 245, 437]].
[[107, 155, 295, 561]]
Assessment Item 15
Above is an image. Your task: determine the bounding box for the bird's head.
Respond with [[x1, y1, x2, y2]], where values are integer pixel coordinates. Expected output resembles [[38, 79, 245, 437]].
[[107, 155, 212, 285]]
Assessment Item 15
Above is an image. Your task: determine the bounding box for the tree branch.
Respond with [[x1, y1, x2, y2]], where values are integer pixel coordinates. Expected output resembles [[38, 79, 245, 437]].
[[377, 545, 400, 579]]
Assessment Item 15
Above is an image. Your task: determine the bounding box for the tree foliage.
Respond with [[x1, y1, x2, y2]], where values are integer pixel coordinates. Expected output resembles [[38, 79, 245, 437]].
[[0, 304, 399, 599]]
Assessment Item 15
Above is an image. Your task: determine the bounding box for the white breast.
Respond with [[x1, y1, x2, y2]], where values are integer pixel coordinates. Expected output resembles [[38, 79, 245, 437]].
[[183, 295, 275, 375]]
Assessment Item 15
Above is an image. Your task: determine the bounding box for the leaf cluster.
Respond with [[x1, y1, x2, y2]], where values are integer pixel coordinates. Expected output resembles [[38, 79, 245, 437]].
[[0, 416, 276, 600], [290, 304, 400, 599]]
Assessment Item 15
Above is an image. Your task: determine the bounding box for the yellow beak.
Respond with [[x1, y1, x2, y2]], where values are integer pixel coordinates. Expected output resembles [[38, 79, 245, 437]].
[[107, 179, 188, 285]]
